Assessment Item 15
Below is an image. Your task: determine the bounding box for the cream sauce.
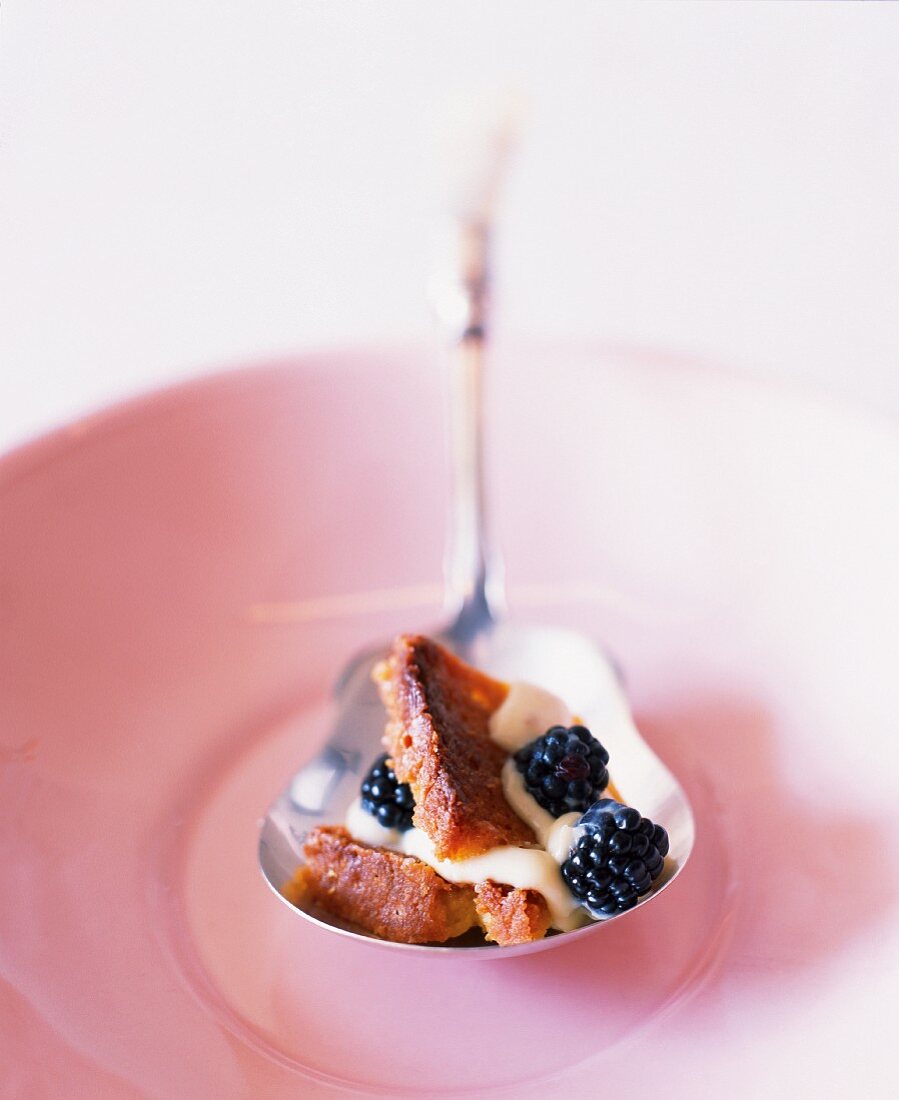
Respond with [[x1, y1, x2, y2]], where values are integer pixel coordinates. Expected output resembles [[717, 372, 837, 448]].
[[488, 681, 572, 752], [344, 795, 585, 930]]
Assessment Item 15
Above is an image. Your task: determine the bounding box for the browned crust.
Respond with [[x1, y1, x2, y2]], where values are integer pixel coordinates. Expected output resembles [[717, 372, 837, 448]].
[[290, 827, 552, 946], [288, 826, 477, 944], [474, 881, 553, 946], [374, 634, 536, 860]]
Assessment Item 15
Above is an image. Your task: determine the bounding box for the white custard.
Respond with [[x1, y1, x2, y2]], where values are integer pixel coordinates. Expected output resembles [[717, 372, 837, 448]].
[[502, 763, 557, 843], [343, 795, 586, 931], [399, 826, 585, 931], [488, 682, 572, 752], [344, 796, 402, 849], [547, 817, 583, 866], [501, 758, 588, 863]]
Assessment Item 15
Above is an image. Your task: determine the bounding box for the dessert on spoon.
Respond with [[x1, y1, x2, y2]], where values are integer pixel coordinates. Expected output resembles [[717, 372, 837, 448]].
[[258, 94, 694, 953], [285, 633, 677, 946]]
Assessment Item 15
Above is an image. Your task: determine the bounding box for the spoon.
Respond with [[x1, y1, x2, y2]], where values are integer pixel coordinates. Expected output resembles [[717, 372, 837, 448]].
[[258, 97, 695, 956]]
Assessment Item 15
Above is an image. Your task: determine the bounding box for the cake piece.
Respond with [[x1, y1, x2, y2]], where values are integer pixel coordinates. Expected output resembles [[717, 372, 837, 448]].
[[474, 882, 552, 946], [374, 634, 536, 861], [292, 825, 553, 946], [289, 826, 477, 944]]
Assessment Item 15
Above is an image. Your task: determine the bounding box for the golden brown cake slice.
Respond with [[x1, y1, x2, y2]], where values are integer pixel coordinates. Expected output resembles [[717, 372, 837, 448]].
[[374, 634, 536, 861], [288, 826, 477, 944], [474, 882, 552, 946], [291, 826, 551, 946]]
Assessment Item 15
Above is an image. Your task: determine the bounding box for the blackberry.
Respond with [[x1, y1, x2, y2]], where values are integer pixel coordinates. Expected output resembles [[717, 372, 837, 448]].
[[561, 798, 669, 916], [513, 725, 610, 817], [359, 753, 415, 831]]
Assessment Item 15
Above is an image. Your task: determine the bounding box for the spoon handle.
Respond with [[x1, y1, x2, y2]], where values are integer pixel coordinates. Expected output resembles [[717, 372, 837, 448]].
[[429, 93, 523, 646], [433, 219, 503, 644]]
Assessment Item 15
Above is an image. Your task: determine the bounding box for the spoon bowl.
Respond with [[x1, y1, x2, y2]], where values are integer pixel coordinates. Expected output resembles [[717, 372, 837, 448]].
[[258, 619, 695, 956]]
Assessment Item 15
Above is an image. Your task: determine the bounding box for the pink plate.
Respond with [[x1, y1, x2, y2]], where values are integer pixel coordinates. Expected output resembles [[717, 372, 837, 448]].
[[2, 344, 898, 1097]]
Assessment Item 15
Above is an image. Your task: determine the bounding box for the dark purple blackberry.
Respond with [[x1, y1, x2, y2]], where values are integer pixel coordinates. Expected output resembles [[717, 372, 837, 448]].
[[359, 753, 415, 831], [513, 725, 610, 817], [561, 798, 669, 916]]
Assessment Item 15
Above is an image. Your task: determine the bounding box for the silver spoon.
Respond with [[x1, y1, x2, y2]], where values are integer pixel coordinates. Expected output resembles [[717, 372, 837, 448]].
[[258, 101, 694, 956]]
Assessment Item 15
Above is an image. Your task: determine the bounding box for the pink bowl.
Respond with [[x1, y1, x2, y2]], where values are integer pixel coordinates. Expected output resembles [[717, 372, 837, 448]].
[[2, 343, 897, 1096]]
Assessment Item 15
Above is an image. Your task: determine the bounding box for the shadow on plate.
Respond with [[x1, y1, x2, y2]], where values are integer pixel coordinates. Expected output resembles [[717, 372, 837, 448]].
[[503, 694, 896, 1018]]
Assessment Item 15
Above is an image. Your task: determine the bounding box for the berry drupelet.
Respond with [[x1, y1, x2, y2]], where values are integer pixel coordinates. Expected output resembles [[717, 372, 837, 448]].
[[359, 753, 415, 831], [561, 798, 669, 916], [513, 725, 610, 818]]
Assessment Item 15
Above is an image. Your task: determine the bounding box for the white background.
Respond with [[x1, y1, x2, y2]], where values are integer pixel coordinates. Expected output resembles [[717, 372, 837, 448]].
[[1, 0, 898, 451]]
